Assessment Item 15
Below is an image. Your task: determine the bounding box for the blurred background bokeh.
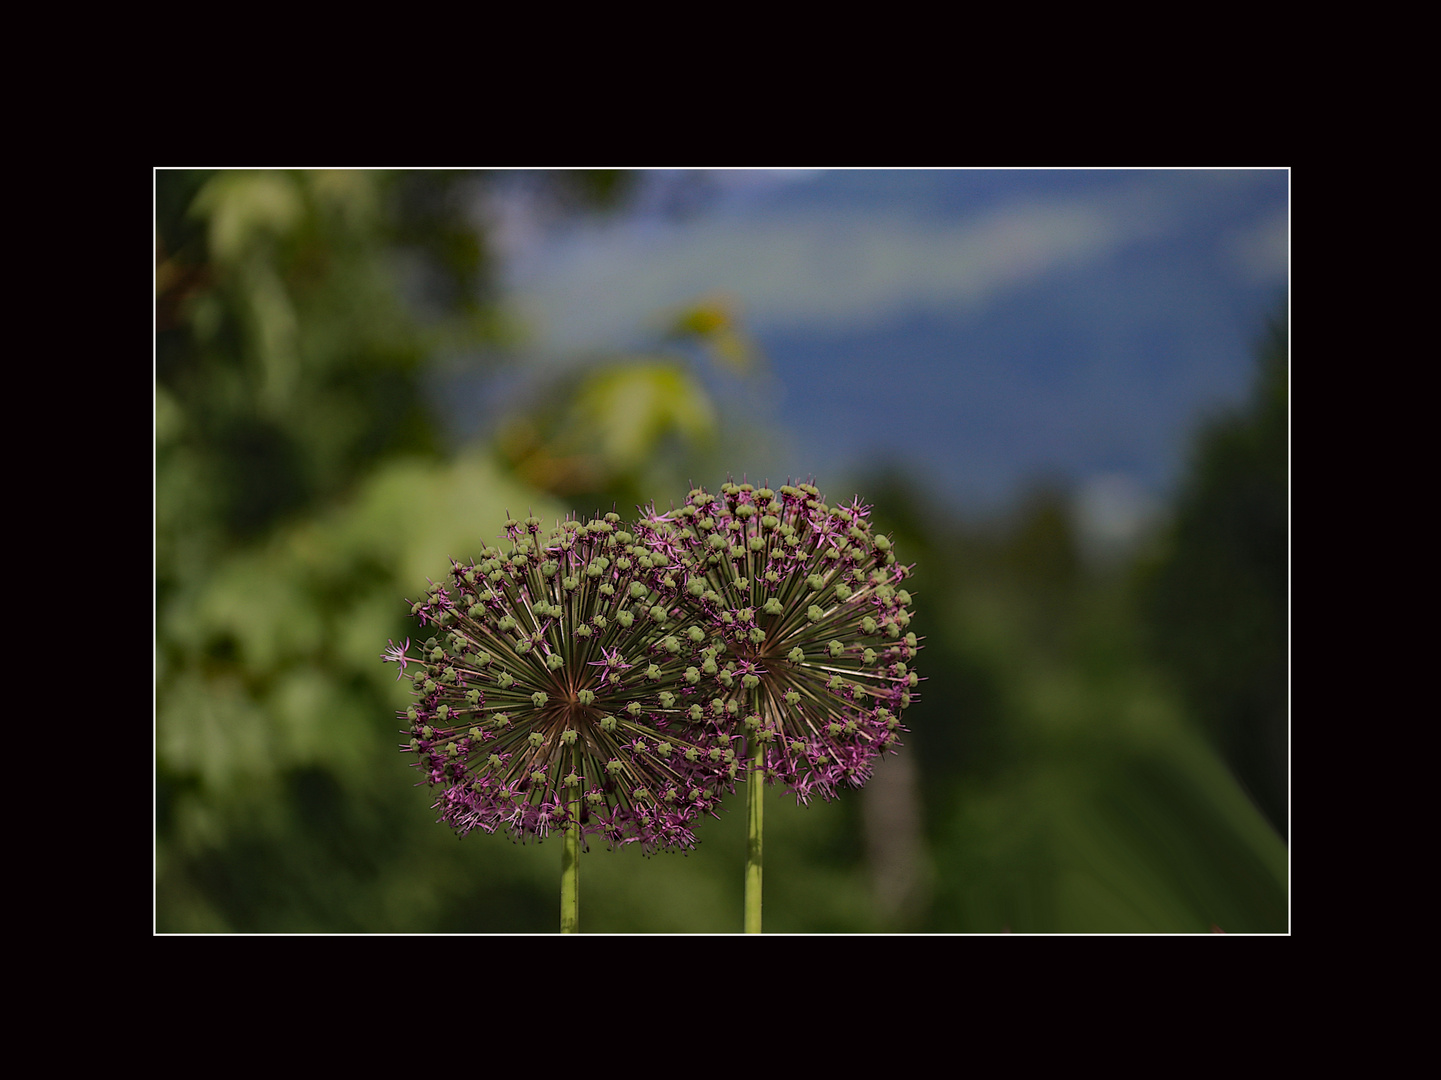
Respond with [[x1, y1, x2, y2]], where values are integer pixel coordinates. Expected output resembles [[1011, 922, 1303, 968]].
[[155, 169, 1288, 932]]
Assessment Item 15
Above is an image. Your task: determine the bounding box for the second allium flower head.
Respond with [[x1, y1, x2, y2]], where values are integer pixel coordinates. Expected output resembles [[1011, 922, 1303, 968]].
[[392, 482, 917, 850], [639, 482, 915, 803]]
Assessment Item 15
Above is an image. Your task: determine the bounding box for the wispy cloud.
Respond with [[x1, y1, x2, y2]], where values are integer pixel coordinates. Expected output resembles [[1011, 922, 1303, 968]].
[[507, 189, 1171, 352]]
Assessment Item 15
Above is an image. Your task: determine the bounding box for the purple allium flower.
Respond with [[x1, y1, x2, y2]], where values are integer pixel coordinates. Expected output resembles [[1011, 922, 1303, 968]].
[[382, 638, 412, 679], [392, 512, 740, 853], [639, 481, 917, 803]]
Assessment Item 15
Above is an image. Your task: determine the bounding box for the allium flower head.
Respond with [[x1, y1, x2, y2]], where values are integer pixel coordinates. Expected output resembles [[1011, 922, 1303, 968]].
[[639, 481, 918, 803], [389, 512, 740, 852]]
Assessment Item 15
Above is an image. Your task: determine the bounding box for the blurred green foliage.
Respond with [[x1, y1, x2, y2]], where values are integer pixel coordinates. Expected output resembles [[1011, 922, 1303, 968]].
[[155, 171, 1287, 932], [1136, 314, 1288, 839]]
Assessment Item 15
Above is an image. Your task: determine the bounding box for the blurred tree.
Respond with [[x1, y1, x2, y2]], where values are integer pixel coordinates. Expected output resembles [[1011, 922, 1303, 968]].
[[860, 455, 1287, 932], [155, 170, 649, 932], [1138, 310, 1288, 840], [156, 171, 636, 555]]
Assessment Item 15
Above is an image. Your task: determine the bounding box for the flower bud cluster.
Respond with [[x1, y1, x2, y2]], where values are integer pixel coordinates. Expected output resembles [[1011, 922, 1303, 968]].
[[392, 513, 740, 853], [637, 481, 917, 804]]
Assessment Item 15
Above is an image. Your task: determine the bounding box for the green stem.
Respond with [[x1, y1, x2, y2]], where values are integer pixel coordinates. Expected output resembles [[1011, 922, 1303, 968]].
[[745, 697, 763, 933], [561, 779, 579, 934]]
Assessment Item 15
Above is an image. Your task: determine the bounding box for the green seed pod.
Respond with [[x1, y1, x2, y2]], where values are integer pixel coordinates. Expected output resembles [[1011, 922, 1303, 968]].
[[531, 692, 548, 708]]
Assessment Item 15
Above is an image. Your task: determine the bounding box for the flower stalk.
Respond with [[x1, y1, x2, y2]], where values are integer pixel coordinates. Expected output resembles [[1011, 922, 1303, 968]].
[[745, 687, 763, 933], [562, 772, 580, 933]]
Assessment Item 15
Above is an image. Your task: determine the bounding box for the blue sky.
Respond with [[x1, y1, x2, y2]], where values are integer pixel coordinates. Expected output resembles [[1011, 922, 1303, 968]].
[[462, 168, 1288, 537]]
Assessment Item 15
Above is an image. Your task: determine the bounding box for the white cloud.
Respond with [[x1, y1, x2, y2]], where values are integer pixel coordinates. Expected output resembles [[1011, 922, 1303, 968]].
[[1224, 209, 1289, 285], [504, 189, 1170, 353]]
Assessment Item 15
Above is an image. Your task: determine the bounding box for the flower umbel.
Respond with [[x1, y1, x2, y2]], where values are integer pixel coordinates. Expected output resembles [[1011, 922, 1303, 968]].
[[640, 481, 917, 803], [394, 513, 739, 852]]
